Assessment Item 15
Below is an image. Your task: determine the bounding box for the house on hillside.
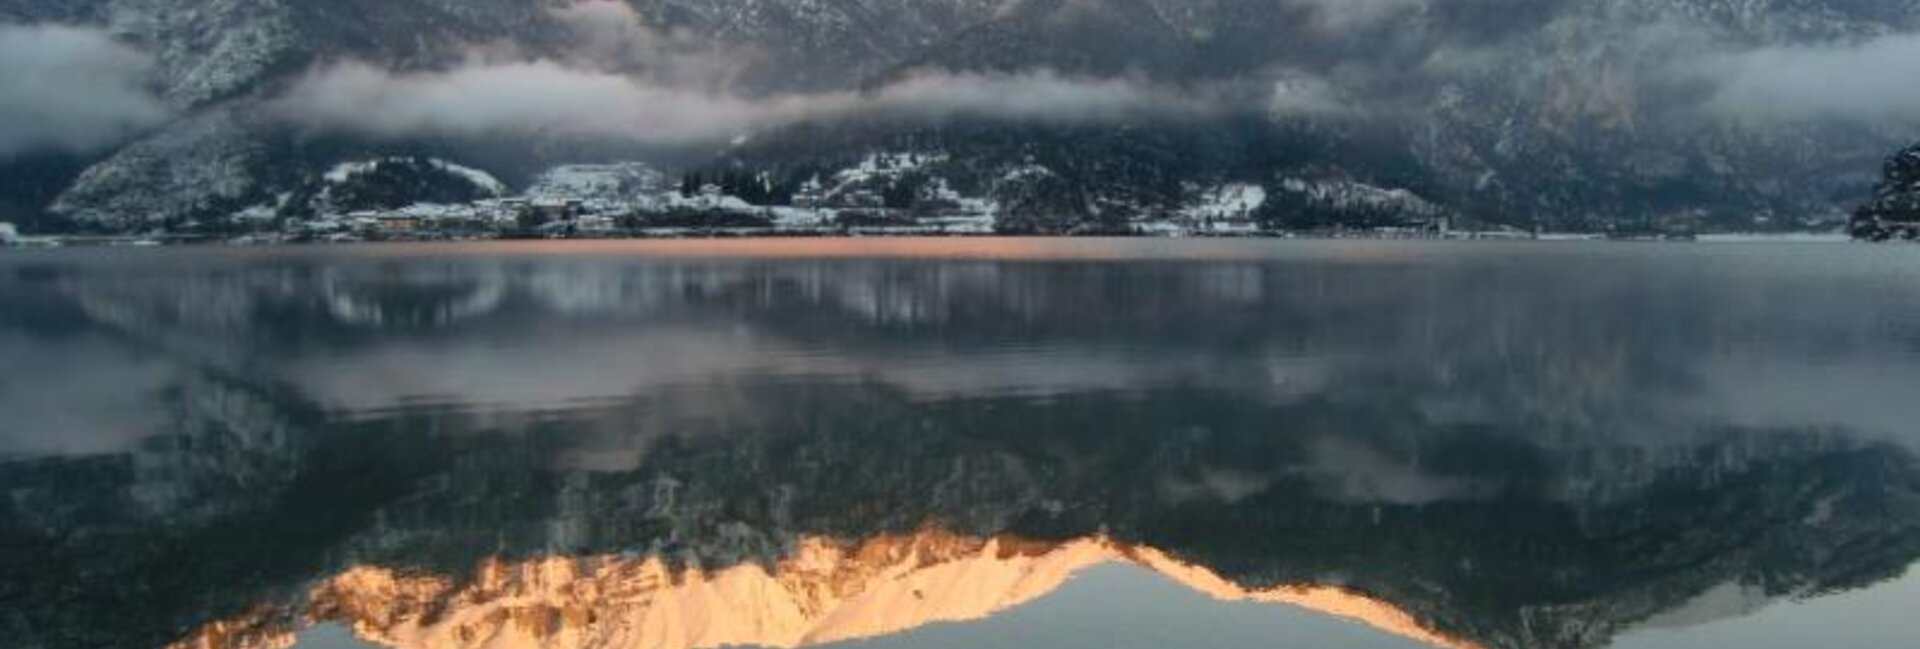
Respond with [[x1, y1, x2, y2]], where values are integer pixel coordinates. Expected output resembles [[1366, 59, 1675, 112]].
[[375, 213, 421, 237], [1200, 216, 1261, 235], [792, 178, 827, 209], [520, 199, 586, 226], [837, 189, 886, 209]]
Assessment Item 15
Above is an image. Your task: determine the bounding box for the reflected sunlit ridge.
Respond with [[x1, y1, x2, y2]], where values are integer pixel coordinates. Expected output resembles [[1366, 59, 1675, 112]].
[[172, 531, 1480, 649]]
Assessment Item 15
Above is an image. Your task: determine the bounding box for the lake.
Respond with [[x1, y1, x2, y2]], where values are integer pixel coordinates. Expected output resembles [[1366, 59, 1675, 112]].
[[2, 239, 1918, 649]]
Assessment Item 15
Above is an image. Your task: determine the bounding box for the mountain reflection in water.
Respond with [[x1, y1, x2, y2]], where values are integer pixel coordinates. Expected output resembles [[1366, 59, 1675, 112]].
[[2, 241, 1918, 649]]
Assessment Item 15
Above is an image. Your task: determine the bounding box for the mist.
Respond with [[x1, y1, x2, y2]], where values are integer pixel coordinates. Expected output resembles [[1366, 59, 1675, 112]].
[[263, 0, 1920, 151], [268, 60, 1239, 145], [267, 0, 1289, 146], [0, 24, 170, 158], [1705, 32, 1920, 123]]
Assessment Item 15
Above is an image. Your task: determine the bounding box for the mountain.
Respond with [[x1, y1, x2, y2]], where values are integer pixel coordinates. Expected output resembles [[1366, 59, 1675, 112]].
[[2, 0, 1918, 232], [166, 534, 1488, 649], [627, 0, 1006, 92], [0, 0, 565, 228], [749, 0, 1917, 231]]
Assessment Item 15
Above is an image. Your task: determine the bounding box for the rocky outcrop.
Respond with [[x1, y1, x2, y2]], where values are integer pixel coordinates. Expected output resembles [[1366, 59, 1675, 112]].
[[1852, 141, 1920, 241]]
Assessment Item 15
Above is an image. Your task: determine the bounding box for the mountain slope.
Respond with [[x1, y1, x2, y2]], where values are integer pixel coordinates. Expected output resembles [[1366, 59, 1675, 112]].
[[4, 0, 1918, 231]]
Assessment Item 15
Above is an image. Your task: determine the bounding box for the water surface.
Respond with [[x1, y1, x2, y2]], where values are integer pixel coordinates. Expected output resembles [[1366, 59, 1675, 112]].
[[2, 239, 1918, 649]]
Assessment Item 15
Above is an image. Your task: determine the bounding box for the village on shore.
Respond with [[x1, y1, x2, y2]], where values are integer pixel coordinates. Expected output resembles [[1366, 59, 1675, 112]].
[[1, 156, 1858, 248]]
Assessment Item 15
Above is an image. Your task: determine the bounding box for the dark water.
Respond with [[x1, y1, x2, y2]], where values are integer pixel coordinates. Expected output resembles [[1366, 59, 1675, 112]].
[[3, 239, 1919, 649]]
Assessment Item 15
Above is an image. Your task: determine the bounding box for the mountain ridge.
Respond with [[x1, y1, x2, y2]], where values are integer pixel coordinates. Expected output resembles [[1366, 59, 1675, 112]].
[[2, 0, 1917, 233]]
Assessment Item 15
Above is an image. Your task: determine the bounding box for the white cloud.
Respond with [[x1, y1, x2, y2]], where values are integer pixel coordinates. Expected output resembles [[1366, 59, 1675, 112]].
[[867, 70, 1215, 122], [270, 60, 780, 144], [1704, 32, 1920, 123], [268, 59, 1220, 145], [265, 0, 1239, 143], [1268, 74, 1347, 116], [0, 24, 170, 157]]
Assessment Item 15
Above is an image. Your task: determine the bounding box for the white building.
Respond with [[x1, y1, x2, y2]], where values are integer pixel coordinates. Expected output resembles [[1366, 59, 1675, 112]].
[[791, 177, 828, 209], [1203, 217, 1262, 235]]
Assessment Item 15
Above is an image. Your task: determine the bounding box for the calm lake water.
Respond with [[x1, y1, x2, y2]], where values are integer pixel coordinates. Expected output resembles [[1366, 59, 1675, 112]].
[[3, 239, 1919, 649]]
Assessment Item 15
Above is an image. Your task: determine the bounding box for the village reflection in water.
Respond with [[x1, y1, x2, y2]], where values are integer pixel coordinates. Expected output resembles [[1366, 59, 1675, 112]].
[[3, 241, 1919, 649]]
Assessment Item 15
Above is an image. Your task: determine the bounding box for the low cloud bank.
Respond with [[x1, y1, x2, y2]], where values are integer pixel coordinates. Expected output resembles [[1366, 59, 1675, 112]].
[[269, 61, 1229, 145], [266, 0, 1260, 146], [0, 24, 170, 157], [1704, 32, 1920, 123], [265, 0, 1920, 148]]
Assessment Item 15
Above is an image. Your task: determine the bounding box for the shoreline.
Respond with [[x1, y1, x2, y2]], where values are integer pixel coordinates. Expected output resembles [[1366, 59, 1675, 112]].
[[0, 229, 1858, 249]]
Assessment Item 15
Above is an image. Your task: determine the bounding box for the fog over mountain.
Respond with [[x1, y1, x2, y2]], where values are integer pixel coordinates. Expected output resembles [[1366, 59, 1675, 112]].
[[0, 24, 170, 157], [3, 0, 1919, 231]]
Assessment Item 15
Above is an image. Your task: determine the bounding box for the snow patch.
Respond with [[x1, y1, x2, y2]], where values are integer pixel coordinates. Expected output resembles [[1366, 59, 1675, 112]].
[[1181, 183, 1267, 220], [1276, 177, 1444, 218], [324, 158, 507, 196], [525, 163, 664, 204]]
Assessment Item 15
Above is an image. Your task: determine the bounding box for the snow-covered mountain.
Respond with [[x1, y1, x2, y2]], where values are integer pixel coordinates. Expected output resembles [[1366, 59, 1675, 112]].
[[166, 533, 1487, 649], [2, 0, 1918, 232]]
